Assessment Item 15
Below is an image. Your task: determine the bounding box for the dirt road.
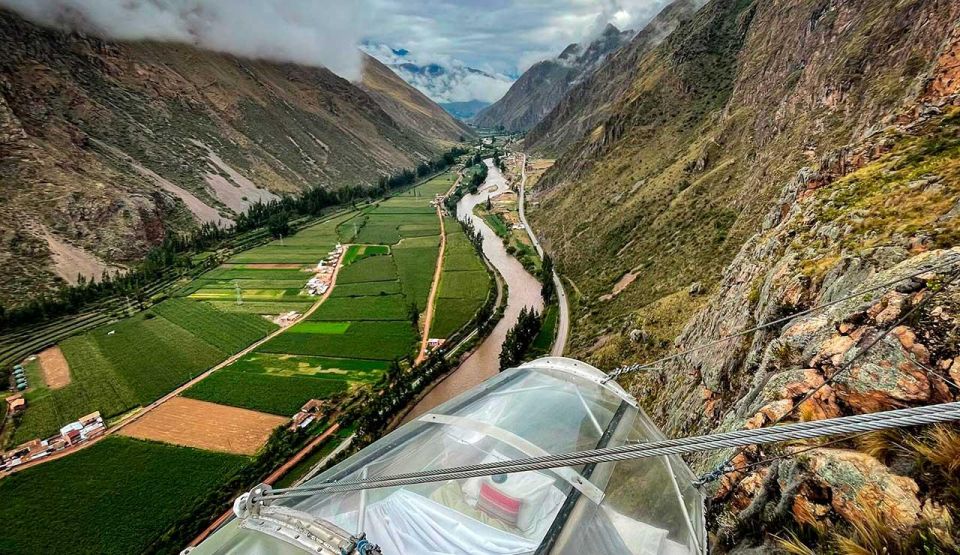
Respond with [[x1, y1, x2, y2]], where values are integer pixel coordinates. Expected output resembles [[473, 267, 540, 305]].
[[415, 204, 448, 364], [2, 247, 349, 476]]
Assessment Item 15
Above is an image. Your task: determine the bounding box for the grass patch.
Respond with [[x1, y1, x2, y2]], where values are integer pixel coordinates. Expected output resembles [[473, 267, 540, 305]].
[[0, 436, 246, 555], [309, 294, 410, 321]]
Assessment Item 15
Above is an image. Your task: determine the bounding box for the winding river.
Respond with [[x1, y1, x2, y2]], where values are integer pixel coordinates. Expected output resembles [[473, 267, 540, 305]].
[[404, 160, 544, 420]]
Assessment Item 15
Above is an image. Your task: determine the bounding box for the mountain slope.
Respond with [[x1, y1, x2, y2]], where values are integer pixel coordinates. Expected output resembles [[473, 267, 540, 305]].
[[473, 24, 633, 132], [530, 0, 959, 360], [359, 54, 473, 143], [527, 0, 960, 547], [0, 9, 461, 306], [524, 0, 702, 155]]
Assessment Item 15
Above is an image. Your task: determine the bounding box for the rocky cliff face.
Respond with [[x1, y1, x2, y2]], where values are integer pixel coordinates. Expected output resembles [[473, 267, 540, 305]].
[[530, 0, 959, 364], [472, 24, 633, 132], [0, 9, 467, 306], [526, 0, 960, 550]]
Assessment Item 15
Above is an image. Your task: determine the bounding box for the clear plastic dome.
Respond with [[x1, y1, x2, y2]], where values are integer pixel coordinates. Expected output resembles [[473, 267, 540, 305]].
[[191, 357, 705, 555]]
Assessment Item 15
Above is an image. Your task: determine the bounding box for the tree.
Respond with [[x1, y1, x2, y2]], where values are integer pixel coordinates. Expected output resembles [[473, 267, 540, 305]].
[[267, 211, 290, 239], [499, 306, 543, 370], [540, 254, 555, 303], [486, 195, 492, 211], [408, 302, 420, 331]]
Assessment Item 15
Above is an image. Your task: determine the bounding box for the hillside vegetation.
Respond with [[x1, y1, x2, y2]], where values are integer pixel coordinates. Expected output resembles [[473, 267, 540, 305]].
[[0, 9, 470, 306], [524, 0, 960, 550]]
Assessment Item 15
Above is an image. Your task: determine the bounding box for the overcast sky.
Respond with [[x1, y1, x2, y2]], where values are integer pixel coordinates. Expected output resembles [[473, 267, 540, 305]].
[[366, 0, 674, 77], [1, 0, 675, 103]]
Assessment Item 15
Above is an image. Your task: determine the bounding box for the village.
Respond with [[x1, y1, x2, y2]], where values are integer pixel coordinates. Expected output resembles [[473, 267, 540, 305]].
[[0, 401, 105, 472]]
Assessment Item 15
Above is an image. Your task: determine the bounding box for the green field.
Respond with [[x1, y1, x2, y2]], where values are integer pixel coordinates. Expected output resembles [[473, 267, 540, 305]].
[[330, 280, 402, 297], [183, 370, 349, 416], [0, 436, 246, 555], [432, 220, 491, 338], [309, 294, 410, 321], [336, 254, 399, 284], [207, 300, 314, 315], [259, 321, 416, 360], [183, 353, 386, 415], [341, 244, 390, 266], [151, 299, 277, 353], [11, 300, 275, 444]]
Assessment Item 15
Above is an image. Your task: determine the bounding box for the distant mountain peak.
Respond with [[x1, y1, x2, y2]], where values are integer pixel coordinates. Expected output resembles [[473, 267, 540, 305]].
[[601, 23, 622, 36], [473, 22, 633, 132], [362, 42, 513, 109]]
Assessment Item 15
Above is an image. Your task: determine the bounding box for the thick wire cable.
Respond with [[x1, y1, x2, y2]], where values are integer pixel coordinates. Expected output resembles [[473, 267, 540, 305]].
[[253, 259, 960, 502], [695, 267, 960, 486], [603, 256, 960, 383], [257, 401, 960, 500]]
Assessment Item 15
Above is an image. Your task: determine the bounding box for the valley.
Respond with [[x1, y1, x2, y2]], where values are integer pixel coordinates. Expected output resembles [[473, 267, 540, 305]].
[[1, 0, 960, 553], [0, 166, 516, 552]]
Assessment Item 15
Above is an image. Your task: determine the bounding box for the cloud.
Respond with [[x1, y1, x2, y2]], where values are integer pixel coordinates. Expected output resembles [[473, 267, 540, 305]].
[[365, 0, 677, 76], [0, 0, 368, 79], [364, 42, 513, 103]]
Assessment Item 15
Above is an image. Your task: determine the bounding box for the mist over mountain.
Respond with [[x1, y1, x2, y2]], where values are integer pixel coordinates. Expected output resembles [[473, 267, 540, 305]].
[[472, 23, 633, 132], [0, 0, 366, 79], [363, 42, 514, 114], [438, 100, 491, 120]]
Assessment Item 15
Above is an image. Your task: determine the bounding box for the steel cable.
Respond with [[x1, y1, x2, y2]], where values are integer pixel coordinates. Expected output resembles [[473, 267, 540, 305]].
[[258, 401, 960, 500]]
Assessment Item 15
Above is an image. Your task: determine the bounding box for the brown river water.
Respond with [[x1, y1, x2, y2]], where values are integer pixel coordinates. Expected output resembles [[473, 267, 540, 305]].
[[403, 160, 545, 421]]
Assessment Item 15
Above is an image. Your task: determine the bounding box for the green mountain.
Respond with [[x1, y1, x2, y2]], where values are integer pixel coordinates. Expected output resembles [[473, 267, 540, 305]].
[[0, 9, 470, 306]]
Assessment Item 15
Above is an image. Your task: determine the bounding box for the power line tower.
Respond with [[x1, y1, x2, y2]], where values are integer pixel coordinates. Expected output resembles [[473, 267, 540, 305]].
[[234, 280, 244, 306]]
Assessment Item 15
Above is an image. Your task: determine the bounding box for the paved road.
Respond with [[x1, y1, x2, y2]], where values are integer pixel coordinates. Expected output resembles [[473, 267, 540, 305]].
[[517, 153, 570, 356]]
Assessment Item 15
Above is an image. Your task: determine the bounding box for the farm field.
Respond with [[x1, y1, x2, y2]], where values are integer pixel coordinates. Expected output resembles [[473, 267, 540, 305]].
[[182, 210, 361, 311], [10, 300, 276, 445], [0, 436, 246, 555], [183, 352, 385, 415], [0, 170, 496, 555], [432, 218, 492, 338], [191, 172, 462, 415], [118, 397, 287, 455]]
